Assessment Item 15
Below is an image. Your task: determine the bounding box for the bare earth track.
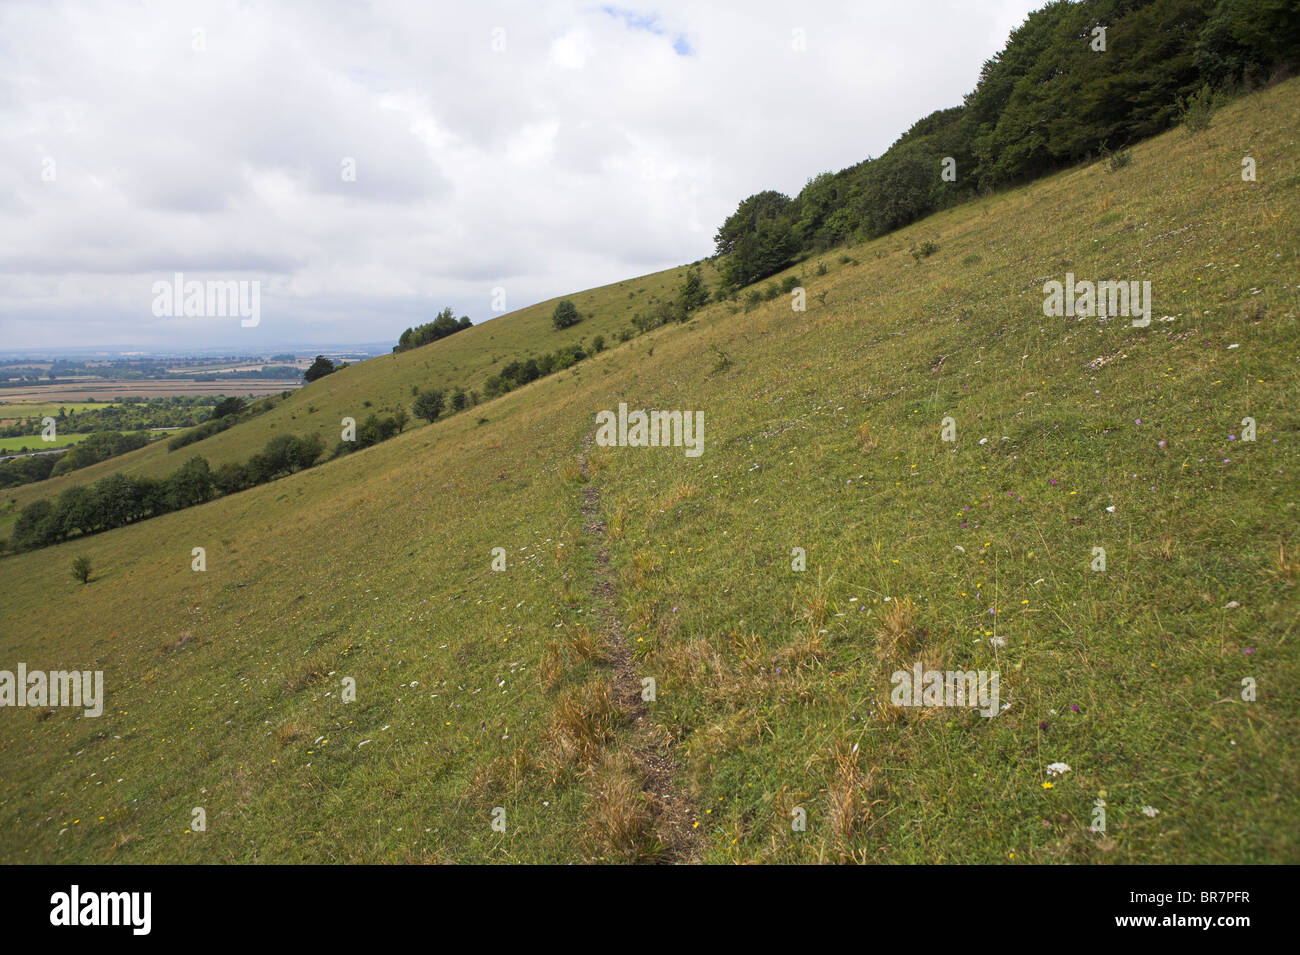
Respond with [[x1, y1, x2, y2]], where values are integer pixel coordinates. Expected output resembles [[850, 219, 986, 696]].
[[578, 432, 702, 862]]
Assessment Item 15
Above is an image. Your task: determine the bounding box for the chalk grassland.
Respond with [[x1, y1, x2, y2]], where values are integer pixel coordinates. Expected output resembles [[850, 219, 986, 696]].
[[0, 81, 1296, 862], [0, 263, 719, 540]]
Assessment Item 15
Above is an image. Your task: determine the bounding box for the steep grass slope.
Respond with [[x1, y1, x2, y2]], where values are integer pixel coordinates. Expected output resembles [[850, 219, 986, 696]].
[[1, 81, 1296, 863], [0, 260, 719, 539]]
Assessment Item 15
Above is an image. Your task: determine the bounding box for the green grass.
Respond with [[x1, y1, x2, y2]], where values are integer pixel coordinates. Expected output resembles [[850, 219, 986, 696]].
[[0, 434, 89, 453], [0, 262, 719, 539], [0, 401, 122, 420], [0, 80, 1296, 863]]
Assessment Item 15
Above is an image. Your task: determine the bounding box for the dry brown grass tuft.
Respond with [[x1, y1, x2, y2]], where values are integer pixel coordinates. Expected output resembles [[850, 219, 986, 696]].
[[796, 571, 831, 632], [472, 745, 540, 799], [564, 626, 603, 663], [162, 630, 195, 654], [876, 596, 924, 663], [548, 680, 621, 768], [275, 720, 310, 746], [284, 657, 329, 693], [857, 420, 878, 453], [825, 737, 880, 860], [540, 643, 565, 690], [586, 751, 656, 861], [540, 626, 607, 691], [1274, 539, 1299, 583], [109, 830, 142, 853]]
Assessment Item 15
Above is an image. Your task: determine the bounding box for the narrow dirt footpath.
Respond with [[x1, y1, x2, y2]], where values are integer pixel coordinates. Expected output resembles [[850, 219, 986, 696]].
[[577, 432, 702, 862]]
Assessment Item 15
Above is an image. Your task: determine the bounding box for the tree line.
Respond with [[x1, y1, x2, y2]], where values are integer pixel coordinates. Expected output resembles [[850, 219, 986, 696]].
[[713, 0, 1300, 290], [6, 431, 328, 553], [393, 307, 473, 353], [0, 396, 213, 439]]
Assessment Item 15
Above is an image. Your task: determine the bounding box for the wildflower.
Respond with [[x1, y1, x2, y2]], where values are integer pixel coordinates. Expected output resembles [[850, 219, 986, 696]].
[[1046, 762, 1071, 777], [1141, 806, 1159, 817]]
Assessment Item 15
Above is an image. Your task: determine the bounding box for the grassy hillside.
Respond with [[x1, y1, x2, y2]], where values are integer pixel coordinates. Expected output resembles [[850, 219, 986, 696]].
[[0, 260, 719, 539], [1, 80, 1296, 863]]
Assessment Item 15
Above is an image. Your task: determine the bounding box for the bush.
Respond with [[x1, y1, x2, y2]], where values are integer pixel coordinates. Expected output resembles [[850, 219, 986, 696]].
[[552, 299, 582, 330], [678, 268, 711, 313], [591, 335, 605, 353], [413, 389, 446, 423], [14, 499, 60, 549], [911, 241, 939, 262], [210, 396, 246, 419], [355, 414, 398, 448], [289, 434, 325, 470], [166, 456, 213, 510], [71, 556, 92, 584], [212, 462, 250, 495], [1179, 83, 1215, 133]]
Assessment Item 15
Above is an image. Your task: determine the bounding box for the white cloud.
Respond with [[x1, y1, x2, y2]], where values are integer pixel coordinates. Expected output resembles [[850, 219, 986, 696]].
[[0, 0, 1045, 349]]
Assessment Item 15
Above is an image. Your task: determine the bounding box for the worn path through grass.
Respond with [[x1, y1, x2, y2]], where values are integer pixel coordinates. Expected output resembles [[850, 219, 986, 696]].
[[577, 431, 701, 862]]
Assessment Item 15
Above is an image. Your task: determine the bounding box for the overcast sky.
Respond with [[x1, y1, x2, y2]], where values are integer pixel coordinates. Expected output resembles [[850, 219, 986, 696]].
[[0, 0, 1046, 352]]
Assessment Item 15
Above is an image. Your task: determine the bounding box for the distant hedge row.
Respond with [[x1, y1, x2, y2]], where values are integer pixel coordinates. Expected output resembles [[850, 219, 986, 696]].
[[7, 432, 325, 553], [0, 430, 153, 490]]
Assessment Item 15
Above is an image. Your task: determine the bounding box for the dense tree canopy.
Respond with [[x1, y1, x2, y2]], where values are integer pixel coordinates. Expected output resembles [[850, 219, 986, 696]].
[[394, 307, 473, 352], [711, 0, 1300, 291]]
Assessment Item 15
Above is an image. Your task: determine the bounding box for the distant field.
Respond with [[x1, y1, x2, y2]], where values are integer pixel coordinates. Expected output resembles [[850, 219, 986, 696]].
[[0, 380, 300, 401], [0, 434, 87, 453], [0, 401, 122, 422]]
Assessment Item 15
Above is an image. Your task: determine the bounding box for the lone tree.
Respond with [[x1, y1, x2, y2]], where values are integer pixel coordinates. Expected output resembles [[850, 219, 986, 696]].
[[71, 555, 92, 584], [412, 389, 446, 423], [303, 355, 337, 383], [551, 299, 581, 330]]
